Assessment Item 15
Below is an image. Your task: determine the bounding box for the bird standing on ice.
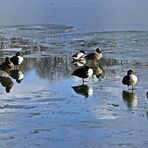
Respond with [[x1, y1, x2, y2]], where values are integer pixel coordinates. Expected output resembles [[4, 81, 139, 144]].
[[72, 65, 93, 83], [72, 50, 85, 60], [10, 52, 24, 67], [122, 69, 138, 90], [85, 48, 103, 61], [0, 57, 14, 74]]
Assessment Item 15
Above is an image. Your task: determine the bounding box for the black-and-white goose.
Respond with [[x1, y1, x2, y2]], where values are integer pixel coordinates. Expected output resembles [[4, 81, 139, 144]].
[[72, 65, 93, 83], [72, 50, 85, 60], [10, 52, 24, 66]]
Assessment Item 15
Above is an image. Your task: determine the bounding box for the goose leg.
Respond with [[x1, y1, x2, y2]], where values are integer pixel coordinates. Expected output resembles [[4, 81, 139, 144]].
[[128, 85, 130, 90]]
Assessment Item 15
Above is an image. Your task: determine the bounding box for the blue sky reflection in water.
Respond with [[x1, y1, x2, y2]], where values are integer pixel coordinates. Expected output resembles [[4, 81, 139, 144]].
[[0, 0, 148, 148]]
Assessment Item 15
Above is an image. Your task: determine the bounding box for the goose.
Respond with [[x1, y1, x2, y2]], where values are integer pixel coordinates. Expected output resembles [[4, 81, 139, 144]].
[[72, 50, 85, 60], [71, 58, 86, 67], [85, 48, 102, 61], [72, 65, 93, 83], [10, 52, 24, 66], [0, 57, 14, 73]]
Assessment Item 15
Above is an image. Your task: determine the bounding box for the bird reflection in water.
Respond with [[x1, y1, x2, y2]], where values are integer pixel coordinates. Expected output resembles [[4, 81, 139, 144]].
[[86, 61, 103, 82], [10, 69, 24, 83], [91, 65, 103, 81], [72, 84, 93, 98], [0, 75, 14, 93], [122, 90, 138, 110]]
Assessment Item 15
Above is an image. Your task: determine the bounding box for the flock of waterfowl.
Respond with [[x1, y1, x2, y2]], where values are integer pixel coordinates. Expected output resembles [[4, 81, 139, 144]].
[[71, 48, 138, 91], [0, 48, 138, 93]]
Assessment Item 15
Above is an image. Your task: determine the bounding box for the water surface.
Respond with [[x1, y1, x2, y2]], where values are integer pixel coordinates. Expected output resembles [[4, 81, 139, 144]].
[[1, 0, 148, 32]]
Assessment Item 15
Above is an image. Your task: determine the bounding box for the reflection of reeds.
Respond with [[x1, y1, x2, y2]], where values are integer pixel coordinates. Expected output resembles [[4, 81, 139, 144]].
[[0, 55, 123, 82], [17, 56, 124, 82], [20, 57, 74, 81], [35, 57, 71, 81]]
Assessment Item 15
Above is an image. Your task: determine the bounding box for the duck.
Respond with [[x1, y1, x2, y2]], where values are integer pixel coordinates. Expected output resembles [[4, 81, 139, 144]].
[[72, 65, 93, 83], [10, 52, 24, 66], [72, 50, 85, 60], [122, 69, 138, 90], [0, 57, 14, 73], [85, 48, 103, 61], [71, 58, 86, 67]]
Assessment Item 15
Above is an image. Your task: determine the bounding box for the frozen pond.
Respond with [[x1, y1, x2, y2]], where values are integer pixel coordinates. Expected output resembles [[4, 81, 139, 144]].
[[0, 25, 148, 148], [0, 0, 148, 147]]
